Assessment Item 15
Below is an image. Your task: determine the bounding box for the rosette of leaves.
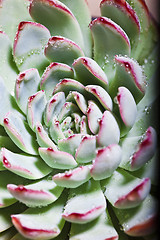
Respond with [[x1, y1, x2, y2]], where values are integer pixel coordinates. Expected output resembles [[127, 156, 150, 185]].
[[0, 0, 159, 239]]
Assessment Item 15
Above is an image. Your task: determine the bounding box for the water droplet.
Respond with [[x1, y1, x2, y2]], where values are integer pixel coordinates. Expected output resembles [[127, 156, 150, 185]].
[[144, 59, 148, 64], [144, 106, 151, 114]]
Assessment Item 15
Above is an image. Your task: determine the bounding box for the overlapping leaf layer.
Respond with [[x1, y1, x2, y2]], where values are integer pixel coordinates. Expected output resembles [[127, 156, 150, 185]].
[[0, 0, 159, 239]]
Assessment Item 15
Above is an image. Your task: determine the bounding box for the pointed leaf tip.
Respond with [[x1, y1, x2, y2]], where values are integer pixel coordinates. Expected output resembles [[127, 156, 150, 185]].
[[97, 110, 120, 147], [53, 165, 91, 188], [15, 68, 40, 114], [39, 147, 78, 169], [87, 101, 103, 135], [45, 36, 84, 66], [85, 85, 113, 111], [62, 180, 106, 224], [90, 17, 130, 47], [73, 57, 108, 89], [27, 90, 47, 131], [116, 86, 137, 128], [91, 144, 122, 180], [131, 126, 157, 170]]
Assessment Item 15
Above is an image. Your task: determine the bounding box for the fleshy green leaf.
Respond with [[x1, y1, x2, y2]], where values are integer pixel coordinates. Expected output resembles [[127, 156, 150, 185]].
[[73, 57, 108, 90], [80, 115, 90, 135], [35, 122, 58, 150], [142, 45, 159, 80], [114, 86, 137, 136], [53, 165, 91, 188], [131, 151, 158, 186], [27, 90, 47, 131], [114, 195, 158, 237], [7, 177, 64, 207], [58, 134, 83, 156], [100, 0, 140, 47], [11, 222, 71, 240], [90, 144, 122, 180], [85, 85, 113, 111], [29, 0, 84, 51], [129, 74, 159, 138], [1, 148, 52, 179], [75, 135, 96, 164], [49, 119, 65, 144], [13, 21, 50, 74], [53, 78, 85, 97], [97, 110, 120, 147], [87, 101, 102, 135], [40, 62, 74, 100], [45, 36, 84, 66], [115, 87, 137, 127], [90, 17, 131, 82], [62, 179, 106, 224], [70, 209, 118, 240], [39, 147, 78, 169], [3, 112, 38, 155], [66, 91, 88, 115], [127, 0, 158, 63], [102, 169, 151, 209], [58, 102, 80, 123], [71, 113, 81, 133], [127, 0, 150, 31], [58, 116, 73, 132], [130, 127, 157, 171], [11, 191, 67, 239], [120, 126, 157, 171], [15, 68, 40, 114], [109, 55, 146, 103], [44, 92, 65, 127]]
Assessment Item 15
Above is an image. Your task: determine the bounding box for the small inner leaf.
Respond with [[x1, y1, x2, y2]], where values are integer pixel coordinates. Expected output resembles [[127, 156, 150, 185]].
[[27, 90, 47, 131], [15, 68, 40, 114]]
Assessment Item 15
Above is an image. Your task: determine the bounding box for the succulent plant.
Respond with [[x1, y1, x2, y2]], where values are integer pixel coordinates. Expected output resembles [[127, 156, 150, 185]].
[[0, 0, 159, 239]]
